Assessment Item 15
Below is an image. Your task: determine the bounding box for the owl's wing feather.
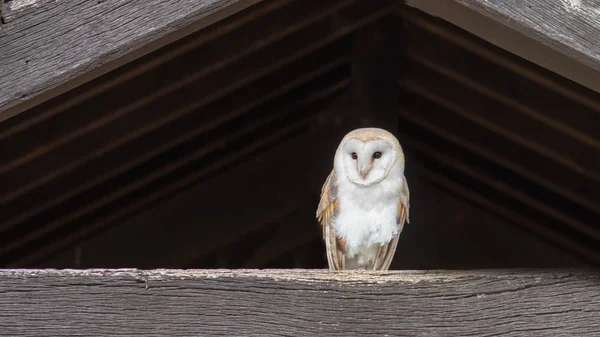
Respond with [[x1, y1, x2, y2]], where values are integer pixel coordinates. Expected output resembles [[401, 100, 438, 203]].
[[316, 169, 344, 270], [373, 175, 410, 271]]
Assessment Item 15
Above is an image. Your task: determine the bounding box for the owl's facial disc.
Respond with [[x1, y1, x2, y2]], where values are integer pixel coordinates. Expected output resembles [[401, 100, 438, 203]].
[[341, 138, 397, 186]]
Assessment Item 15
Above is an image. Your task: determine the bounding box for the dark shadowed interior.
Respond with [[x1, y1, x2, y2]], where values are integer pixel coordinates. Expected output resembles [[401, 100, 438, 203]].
[[1, 0, 598, 270]]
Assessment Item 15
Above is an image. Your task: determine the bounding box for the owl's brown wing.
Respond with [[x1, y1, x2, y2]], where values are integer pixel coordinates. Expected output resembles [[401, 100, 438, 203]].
[[316, 169, 345, 270], [373, 175, 410, 271]]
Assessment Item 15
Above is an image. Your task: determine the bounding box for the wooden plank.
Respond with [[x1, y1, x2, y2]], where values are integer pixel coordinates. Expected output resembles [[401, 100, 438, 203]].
[[0, 0, 262, 121], [0, 0, 292, 138], [0, 269, 598, 336], [406, 0, 600, 94]]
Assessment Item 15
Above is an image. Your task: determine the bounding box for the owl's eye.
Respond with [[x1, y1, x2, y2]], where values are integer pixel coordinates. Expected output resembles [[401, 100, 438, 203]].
[[351, 152, 358, 160], [373, 151, 382, 159]]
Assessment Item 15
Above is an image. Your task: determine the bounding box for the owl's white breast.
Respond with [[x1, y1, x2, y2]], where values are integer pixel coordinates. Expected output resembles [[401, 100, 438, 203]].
[[333, 167, 404, 264]]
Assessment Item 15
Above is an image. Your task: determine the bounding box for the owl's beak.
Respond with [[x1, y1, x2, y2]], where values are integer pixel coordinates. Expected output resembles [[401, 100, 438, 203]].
[[358, 161, 371, 179]]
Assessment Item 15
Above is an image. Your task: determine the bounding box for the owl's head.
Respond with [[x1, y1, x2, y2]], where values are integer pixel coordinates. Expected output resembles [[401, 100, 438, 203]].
[[334, 128, 404, 186]]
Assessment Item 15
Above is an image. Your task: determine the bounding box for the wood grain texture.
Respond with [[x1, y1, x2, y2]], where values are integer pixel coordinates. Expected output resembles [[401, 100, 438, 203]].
[[406, 0, 600, 94], [0, 269, 599, 336], [0, 0, 261, 121], [457, 0, 600, 71]]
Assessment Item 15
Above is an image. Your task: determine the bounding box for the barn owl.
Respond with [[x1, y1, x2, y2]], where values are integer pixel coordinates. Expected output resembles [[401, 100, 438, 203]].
[[316, 128, 410, 270]]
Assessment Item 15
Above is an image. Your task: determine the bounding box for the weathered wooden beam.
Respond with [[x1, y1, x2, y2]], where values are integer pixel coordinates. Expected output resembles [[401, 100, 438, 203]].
[[0, 0, 293, 138], [0, 269, 598, 336], [406, 0, 600, 94], [0, 0, 263, 121]]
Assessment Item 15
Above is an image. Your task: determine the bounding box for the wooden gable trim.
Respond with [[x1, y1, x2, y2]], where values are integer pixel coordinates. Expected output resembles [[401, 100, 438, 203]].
[[406, 0, 600, 94], [0, 0, 263, 122]]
